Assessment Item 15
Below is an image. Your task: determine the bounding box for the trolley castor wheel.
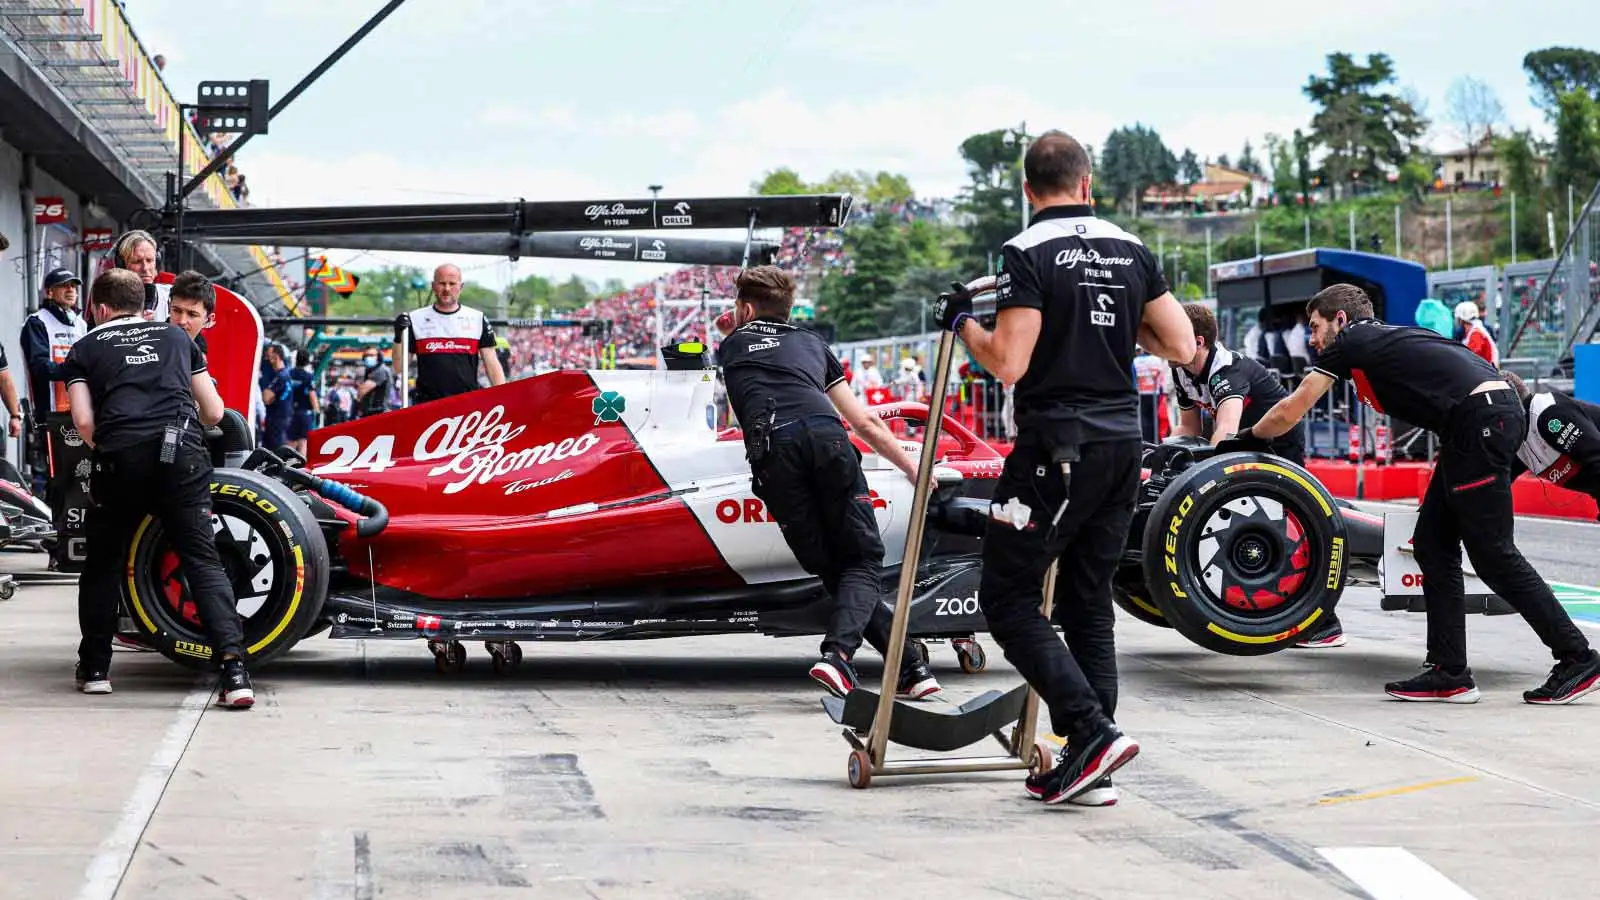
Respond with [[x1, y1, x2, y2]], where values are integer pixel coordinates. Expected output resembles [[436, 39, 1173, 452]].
[[488, 641, 522, 675], [954, 638, 986, 674], [909, 639, 930, 668], [1029, 739, 1056, 776], [847, 749, 873, 789], [0, 581, 15, 601], [431, 639, 467, 673]]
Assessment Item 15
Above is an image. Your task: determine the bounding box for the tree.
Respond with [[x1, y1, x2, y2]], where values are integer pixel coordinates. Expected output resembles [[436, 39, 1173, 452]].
[[753, 167, 809, 195], [1550, 88, 1600, 201], [816, 211, 907, 340], [1098, 124, 1177, 218], [1303, 52, 1429, 198], [1443, 76, 1505, 180], [1216, 152, 1231, 169], [1495, 128, 1552, 251], [954, 128, 1027, 271], [1179, 148, 1202, 185], [1264, 132, 1298, 203], [1293, 129, 1314, 204], [1524, 47, 1600, 119], [1237, 141, 1262, 175]]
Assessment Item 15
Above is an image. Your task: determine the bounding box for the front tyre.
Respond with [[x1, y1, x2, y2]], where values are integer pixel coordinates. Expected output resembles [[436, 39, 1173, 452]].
[[120, 468, 330, 670], [1140, 452, 1346, 656]]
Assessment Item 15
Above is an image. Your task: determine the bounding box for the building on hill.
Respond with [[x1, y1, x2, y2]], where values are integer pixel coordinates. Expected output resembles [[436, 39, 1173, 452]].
[[1141, 162, 1274, 216], [1434, 127, 1549, 189]]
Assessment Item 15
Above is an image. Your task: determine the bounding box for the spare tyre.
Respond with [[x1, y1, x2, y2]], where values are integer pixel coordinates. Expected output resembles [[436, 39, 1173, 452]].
[[1140, 451, 1346, 655], [119, 467, 330, 670]]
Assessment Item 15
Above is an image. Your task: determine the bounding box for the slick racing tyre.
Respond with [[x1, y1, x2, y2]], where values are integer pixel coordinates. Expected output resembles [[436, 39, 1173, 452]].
[[120, 468, 330, 670], [1139, 452, 1346, 656], [1111, 563, 1171, 629]]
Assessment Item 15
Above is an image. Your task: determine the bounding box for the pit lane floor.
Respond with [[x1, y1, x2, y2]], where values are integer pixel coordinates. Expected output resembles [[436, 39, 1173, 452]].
[[2, 529, 1600, 900]]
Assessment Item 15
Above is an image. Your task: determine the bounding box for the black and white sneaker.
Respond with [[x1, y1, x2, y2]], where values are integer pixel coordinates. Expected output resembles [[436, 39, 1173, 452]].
[[74, 664, 111, 695], [809, 650, 858, 698], [216, 658, 255, 709], [1524, 650, 1600, 705], [896, 662, 942, 701], [1385, 664, 1479, 703], [1033, 722, 1140, 806]]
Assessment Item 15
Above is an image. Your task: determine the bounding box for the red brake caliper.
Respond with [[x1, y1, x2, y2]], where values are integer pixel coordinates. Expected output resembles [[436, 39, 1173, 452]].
[[159, 548, 201, 626]]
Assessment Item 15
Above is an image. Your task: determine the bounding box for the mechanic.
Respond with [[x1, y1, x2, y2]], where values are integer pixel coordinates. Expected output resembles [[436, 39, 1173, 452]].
[[166, 270, 216, 352], [1224, 283, 1600, 704], [106, 229, 170, 323], [62, 268, 254, 706], [287, 355, 321, 457], [715, 265, 942, 703], [1171, 302, 1344, 649], [400, 263, 506, 405], [934, 129, 1196, 806], [258, 343, 293, 449], [1455, 301, 1499, 366], [356, 350, 392, 418], [22, 267, 88, 563], [1501, 370, 1600, 507]]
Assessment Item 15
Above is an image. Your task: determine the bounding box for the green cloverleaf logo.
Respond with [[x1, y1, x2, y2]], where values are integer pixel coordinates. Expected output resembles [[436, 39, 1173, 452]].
[[593, 390, 626, 424]]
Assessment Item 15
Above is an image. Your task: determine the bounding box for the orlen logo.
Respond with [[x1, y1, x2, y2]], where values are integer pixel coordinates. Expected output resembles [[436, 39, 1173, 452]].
[[717, 491, 886, 523]]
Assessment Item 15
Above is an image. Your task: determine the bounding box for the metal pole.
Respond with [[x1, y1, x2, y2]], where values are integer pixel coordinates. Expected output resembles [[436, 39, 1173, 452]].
[[1018, 122, 1029, 233], [1205, 228, 1212, 292], [1570, 183, 1575, 239], [1394, 204, 1401, 258], [19, 154, 37, 315], [1348, 208, 1355, 250], [1446, 198, 1453, 270], [1255, 220, 1261, 256], [1511, 192, 1517, 264], [1303, 214, 1310, 248], [180, 0, 411, 200], [1157, 232, 1165, 282]]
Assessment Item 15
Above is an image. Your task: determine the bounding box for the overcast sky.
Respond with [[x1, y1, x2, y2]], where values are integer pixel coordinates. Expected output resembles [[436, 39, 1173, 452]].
[[130, 0, 1594, 291]]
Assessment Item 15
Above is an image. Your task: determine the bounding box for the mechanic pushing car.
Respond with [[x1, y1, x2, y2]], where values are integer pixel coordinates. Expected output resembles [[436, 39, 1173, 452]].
[[934, 129, 1197, 806], [1170, 302, 1345, 649], [1501, 370, 1600, 510], [714, 265, 943, 702], [1225, 283, 1600, 704], [62, 269, 256, 707], [400, 263, 507, 405]]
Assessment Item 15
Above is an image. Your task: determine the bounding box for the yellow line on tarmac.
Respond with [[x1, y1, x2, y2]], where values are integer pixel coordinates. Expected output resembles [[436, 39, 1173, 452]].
[[1317, 776, 1479, 807]]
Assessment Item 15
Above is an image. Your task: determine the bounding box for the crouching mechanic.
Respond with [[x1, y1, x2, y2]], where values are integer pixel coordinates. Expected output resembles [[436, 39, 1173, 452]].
[[1502, 370, 1600, 511], [63, 269, 256, 707], [1172, 302, 1344, 648], [936, 129, 1198, 806], [715, 265, 942, 701], [1225, 283, 1600, 704]]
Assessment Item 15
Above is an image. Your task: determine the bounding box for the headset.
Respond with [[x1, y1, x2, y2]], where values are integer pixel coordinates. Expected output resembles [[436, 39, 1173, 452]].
[[109, 229, 162, 271]]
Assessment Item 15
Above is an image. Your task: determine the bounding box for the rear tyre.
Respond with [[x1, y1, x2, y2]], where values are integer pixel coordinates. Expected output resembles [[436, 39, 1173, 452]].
[[1139, 452, 1347, 656], [120, 468, 330, 670], [1111, 564, 1171, 629]]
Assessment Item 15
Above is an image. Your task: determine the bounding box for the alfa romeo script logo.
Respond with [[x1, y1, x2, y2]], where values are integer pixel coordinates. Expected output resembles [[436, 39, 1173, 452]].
[[593, 391, 626, 424]]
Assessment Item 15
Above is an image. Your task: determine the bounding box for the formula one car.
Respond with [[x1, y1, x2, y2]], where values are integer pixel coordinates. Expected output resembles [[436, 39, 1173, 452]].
[[110, 355, 1009, 673]]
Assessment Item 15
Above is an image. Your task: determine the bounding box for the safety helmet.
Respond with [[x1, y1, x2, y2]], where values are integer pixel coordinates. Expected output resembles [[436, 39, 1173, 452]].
[[1454, 301, 1480, 322]]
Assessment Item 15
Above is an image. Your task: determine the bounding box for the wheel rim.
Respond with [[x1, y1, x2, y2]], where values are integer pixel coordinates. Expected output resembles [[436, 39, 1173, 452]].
[[1194, 493, 1312, 615], [157, 512, 278, 629]]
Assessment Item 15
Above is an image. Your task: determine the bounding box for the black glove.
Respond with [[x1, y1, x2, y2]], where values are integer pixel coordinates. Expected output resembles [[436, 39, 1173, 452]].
[[934, 281, 975, 333], [1214, 427, 1272, 455]]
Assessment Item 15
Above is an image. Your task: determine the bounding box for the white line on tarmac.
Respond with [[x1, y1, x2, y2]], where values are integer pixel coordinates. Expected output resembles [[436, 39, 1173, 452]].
[[1317, 847, 1478, 900], [75, 676, 213, 900]]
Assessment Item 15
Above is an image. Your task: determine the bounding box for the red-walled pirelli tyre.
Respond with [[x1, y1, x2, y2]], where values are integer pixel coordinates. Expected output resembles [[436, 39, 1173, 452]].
[[1139, 452, 1347, 656], [119, 468, 330, 670]]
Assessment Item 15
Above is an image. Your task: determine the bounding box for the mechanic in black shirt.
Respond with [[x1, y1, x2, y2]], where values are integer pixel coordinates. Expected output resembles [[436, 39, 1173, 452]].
[[935, 130, 1197, 806], [62, 269, 256, 707], [1230, 283, 1600, 704], [1501, 370, 1600, 507], [715, 265, 942, 702]]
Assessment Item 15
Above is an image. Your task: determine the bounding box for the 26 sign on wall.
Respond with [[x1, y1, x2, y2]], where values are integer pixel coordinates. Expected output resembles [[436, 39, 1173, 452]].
[[33, 197, 67, 224]]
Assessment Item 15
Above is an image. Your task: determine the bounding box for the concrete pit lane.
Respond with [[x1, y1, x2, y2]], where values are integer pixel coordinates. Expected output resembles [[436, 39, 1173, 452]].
[[3, 509, 1599, 899]]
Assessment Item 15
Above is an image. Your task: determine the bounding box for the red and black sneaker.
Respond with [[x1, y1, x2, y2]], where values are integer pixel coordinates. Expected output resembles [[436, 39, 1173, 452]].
[[1034, 723, 1140, 806], [1384, 664, 1479, 703], [216, 658, 255, 709], [896, 662, 942, 701], [1524, 650, 1600, 705], [809, 650, 858, 698]]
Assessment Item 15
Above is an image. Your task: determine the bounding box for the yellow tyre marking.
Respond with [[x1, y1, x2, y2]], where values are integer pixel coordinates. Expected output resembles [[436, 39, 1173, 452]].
[[1221, 462, 1333, 517], [1130, 594, 1165, 619], [1205, 608, 1323, 644]]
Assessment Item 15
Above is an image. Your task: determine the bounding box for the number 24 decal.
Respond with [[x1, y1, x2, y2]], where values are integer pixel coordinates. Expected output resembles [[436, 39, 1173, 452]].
[[315, 435, 397, 474]]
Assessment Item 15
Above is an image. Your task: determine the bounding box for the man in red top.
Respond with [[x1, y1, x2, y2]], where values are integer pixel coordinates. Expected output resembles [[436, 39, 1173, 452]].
[[1455, 301, 1498, 366]]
